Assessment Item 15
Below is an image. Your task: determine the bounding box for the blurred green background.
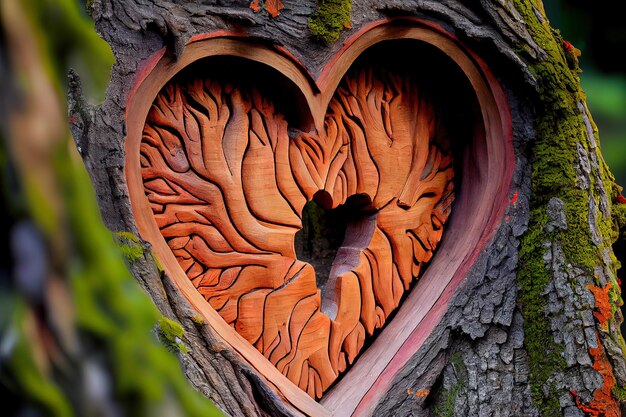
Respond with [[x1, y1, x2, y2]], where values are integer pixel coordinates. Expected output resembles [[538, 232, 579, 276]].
[[0, 0, 222, 415]]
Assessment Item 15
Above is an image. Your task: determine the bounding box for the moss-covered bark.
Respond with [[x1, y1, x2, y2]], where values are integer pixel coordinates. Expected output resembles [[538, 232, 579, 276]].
[[308, 0, 352, 43], [514, 1, 626, 415]]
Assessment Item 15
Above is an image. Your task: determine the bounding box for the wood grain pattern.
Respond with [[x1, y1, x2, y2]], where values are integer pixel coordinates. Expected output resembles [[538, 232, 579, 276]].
[[140, 63, 454, 400]]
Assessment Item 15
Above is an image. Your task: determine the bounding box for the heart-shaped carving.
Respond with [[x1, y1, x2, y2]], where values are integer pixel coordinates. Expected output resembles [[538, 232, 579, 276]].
[[139, 51, 454, 399], [125, 20, 514, 416]]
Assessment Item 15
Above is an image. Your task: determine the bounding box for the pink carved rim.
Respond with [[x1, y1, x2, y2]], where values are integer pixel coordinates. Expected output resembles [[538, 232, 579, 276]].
[[125, 19, 514, 417]]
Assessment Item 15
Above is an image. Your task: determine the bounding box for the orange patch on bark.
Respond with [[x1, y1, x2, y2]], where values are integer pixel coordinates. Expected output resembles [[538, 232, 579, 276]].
[[249, 0, 283, 18], [249, 0, 261, 13], [587, 283, 613, 327], [264, 0, 283, 18], [572, 333, 620, 417], [414, 389, 429, 397]]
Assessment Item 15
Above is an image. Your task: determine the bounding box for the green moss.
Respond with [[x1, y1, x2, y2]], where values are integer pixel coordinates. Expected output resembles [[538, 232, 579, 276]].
[[434, 383, 462, 417], [449, 352, 464, 373], [615, 203, 626, 238], [433, 354, 466, 417], [518, 215, 566, 415], [157, 317, 189, 354], [308, 0, 352, 44], [114, 231, 144, 263], [613, 385, 626, 401], [191, 315, 205, 325], [513, 1, 625, 415], [153, 252, 165, 273]]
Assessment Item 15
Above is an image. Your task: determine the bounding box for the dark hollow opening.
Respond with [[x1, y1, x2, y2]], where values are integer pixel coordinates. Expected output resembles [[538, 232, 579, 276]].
[[294, 193, 376, 293]]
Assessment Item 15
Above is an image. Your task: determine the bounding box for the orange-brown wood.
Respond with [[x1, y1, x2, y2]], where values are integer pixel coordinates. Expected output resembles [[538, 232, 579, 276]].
[[125, 20, 514, 417], [140, 61, 454, 399]]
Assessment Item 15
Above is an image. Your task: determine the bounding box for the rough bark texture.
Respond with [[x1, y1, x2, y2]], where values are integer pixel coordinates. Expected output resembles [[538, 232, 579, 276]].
[[70, 1, 626, 416]]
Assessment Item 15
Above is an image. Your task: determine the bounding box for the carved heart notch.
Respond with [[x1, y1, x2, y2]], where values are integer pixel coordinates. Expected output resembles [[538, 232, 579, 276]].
[[126, 20, 513, 416]]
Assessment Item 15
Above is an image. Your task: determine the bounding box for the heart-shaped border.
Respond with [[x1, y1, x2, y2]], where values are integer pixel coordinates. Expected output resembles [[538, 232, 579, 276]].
[[125, 18, 513, 417]]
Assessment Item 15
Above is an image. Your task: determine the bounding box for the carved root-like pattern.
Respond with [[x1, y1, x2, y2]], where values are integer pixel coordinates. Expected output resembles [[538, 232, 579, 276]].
[[140, 66, 454, 399]]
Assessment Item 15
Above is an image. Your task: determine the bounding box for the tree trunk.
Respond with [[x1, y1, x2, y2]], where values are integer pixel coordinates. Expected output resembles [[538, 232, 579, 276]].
[[70, 1, 626, 416]]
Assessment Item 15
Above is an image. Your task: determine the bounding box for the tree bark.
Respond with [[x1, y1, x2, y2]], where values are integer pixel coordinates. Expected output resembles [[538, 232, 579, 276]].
[[70, 1, 626, 416]]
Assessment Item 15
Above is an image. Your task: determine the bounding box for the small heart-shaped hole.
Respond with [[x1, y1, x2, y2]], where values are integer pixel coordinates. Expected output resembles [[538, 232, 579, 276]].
[[295, 193, 377, 319]]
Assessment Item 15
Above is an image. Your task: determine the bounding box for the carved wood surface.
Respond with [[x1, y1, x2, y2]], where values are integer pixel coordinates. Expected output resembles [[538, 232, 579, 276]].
[[140, 62, 454, 398]]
